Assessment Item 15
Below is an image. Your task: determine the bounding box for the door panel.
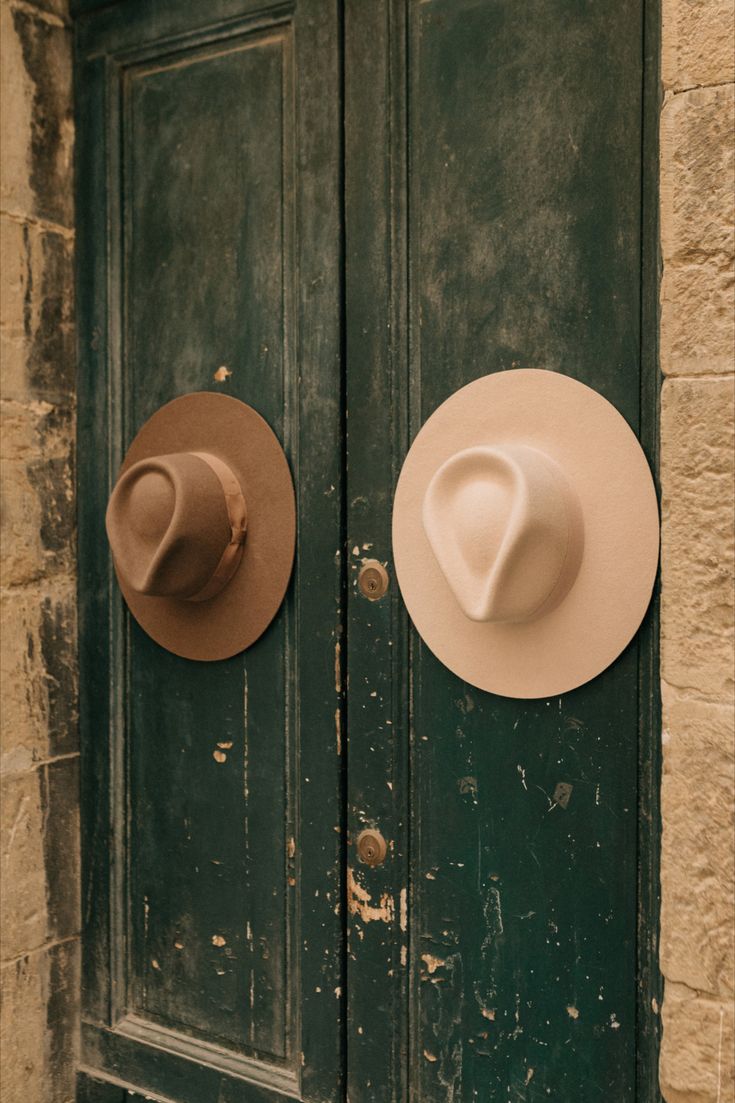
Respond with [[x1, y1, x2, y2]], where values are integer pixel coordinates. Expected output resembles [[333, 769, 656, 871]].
[[345, 1, 659, 1100], [75, 1, 343, 1100], [411, 2, 643, 1098], [126, 24, 294, 1058]]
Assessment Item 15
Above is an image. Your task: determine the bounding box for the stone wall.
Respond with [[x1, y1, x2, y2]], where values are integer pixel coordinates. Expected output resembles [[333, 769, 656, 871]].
[[659, 1, 735, 1100], [0, 0, 79, 1100]]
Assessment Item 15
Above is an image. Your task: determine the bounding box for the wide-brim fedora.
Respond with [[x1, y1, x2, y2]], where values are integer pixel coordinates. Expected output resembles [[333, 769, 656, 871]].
[[106, 392, 295, 661], [392, 369, 659, 699]]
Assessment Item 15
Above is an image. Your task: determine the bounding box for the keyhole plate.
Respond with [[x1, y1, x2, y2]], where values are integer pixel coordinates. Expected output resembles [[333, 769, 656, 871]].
[[358, 560, 389, 601], [356, 829, 388, 867]]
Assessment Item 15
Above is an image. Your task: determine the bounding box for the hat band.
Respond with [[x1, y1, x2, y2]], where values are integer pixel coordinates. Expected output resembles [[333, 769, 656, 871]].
[[187, 452, 248, 603]]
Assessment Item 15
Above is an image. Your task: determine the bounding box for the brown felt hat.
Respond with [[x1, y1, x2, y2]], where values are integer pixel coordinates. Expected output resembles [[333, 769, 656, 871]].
[[106, 392, 295, 661]]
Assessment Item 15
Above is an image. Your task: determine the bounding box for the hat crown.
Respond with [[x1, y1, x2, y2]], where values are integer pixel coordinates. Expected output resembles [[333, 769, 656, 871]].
[[127, 470, 175, 545], [423, 444, 584, 623], [106, 451, 247, 602]]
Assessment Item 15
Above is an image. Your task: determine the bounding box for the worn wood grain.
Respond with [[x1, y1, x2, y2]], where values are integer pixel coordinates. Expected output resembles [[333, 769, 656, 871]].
[[77, 0, 660, 1099], [76, 0, 343, 1099], [345, 0, 661, 1099]]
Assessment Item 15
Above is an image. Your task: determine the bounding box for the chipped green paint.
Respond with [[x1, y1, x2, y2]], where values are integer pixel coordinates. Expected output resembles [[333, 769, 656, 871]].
[[77, 0, 661, 1100], [344, 0, 661, 1100], [75, 0, 343, 1099]]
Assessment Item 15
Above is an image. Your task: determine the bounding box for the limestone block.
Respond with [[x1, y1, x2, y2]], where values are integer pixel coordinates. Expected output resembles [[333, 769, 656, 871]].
[[662, 0, 735, 91], [1, 589, 48, 772], [0, 951, 46, 1101], [660, 982, 735, 1103], [0, 399, 74, 586], [0, 938, 80, 1103], [660, 691, 735, 997], [660, 377, 735, 699], [0, 771, 46, 962], [0, 580, 77, 771], [0, 756, 80, 962], [0, 0, 71, 20], [660, 85, 735, 376], [0, 3, 73, 227], [0, 213, 75, 406]]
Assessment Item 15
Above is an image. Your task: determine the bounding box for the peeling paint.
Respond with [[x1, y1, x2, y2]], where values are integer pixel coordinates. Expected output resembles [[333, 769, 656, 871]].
[[481, 885, 504, 952], [422, 952, 445, 976], [553, 781, 573, 809], [347, 867, 394, 924]]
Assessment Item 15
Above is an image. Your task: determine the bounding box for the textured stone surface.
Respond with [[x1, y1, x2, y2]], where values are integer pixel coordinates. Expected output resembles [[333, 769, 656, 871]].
[[0, 770, 47, 963], [660, 983, 735, 1103], [0, 0, 78, 1097], [661, 692, 735, 997], [660, 85, 735, 376], [659, 0, 735, 1095], [0, 756, 80, 965], [0, 582, 77, 773], [0, 3, 73, 228], [0, 0, 72, 21], [662, 0, 735, 92], [0, 582, 78, 773], [1, 213, 75, 406], [660, 377, 735, 699], [0, 400, 75, 587], [0, 940, 80, 1103]]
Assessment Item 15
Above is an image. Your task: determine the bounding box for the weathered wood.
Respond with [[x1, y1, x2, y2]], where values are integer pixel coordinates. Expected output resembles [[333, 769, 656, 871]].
[[344, 0, 661, 1099], [75, 0, 343, 1098], [344, 3, 410, 1101], [77, 0, 661, 1099]]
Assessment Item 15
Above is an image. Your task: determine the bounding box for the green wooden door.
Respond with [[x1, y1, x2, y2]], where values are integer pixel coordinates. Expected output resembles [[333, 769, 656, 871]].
[[75, 1, 344, 1100], [343, 2, 660, 1101], [76, 1, 659, 1101]]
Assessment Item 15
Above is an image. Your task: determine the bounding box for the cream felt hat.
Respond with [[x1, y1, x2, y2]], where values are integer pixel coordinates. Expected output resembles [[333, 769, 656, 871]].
[[106, 392, 295, 661], [392, 369, 659, 698]]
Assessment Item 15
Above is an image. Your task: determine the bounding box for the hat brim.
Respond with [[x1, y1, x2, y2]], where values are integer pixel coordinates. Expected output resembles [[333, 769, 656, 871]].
[[114, 392, 295, 662], [392, 370, 659, 699]]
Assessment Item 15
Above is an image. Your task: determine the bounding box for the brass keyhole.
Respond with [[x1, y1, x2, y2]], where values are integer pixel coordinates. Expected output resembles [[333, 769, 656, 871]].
[[358, 560, 389, 601], [356, 829, 387, 867]]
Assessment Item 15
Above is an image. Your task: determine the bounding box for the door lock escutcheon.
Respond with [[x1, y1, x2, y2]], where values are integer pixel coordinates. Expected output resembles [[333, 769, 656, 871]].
[[356, 829, 387, 867], [358, 560, 389, 601]]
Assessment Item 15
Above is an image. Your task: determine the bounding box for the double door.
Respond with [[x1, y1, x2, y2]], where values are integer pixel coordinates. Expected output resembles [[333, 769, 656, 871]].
[[75, 1, 660, 1100]]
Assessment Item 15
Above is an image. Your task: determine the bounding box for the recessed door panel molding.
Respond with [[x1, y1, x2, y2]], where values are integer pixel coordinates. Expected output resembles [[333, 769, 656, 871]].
[[121, 21, 296, 1059], [76, 1, 343, 1100]]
